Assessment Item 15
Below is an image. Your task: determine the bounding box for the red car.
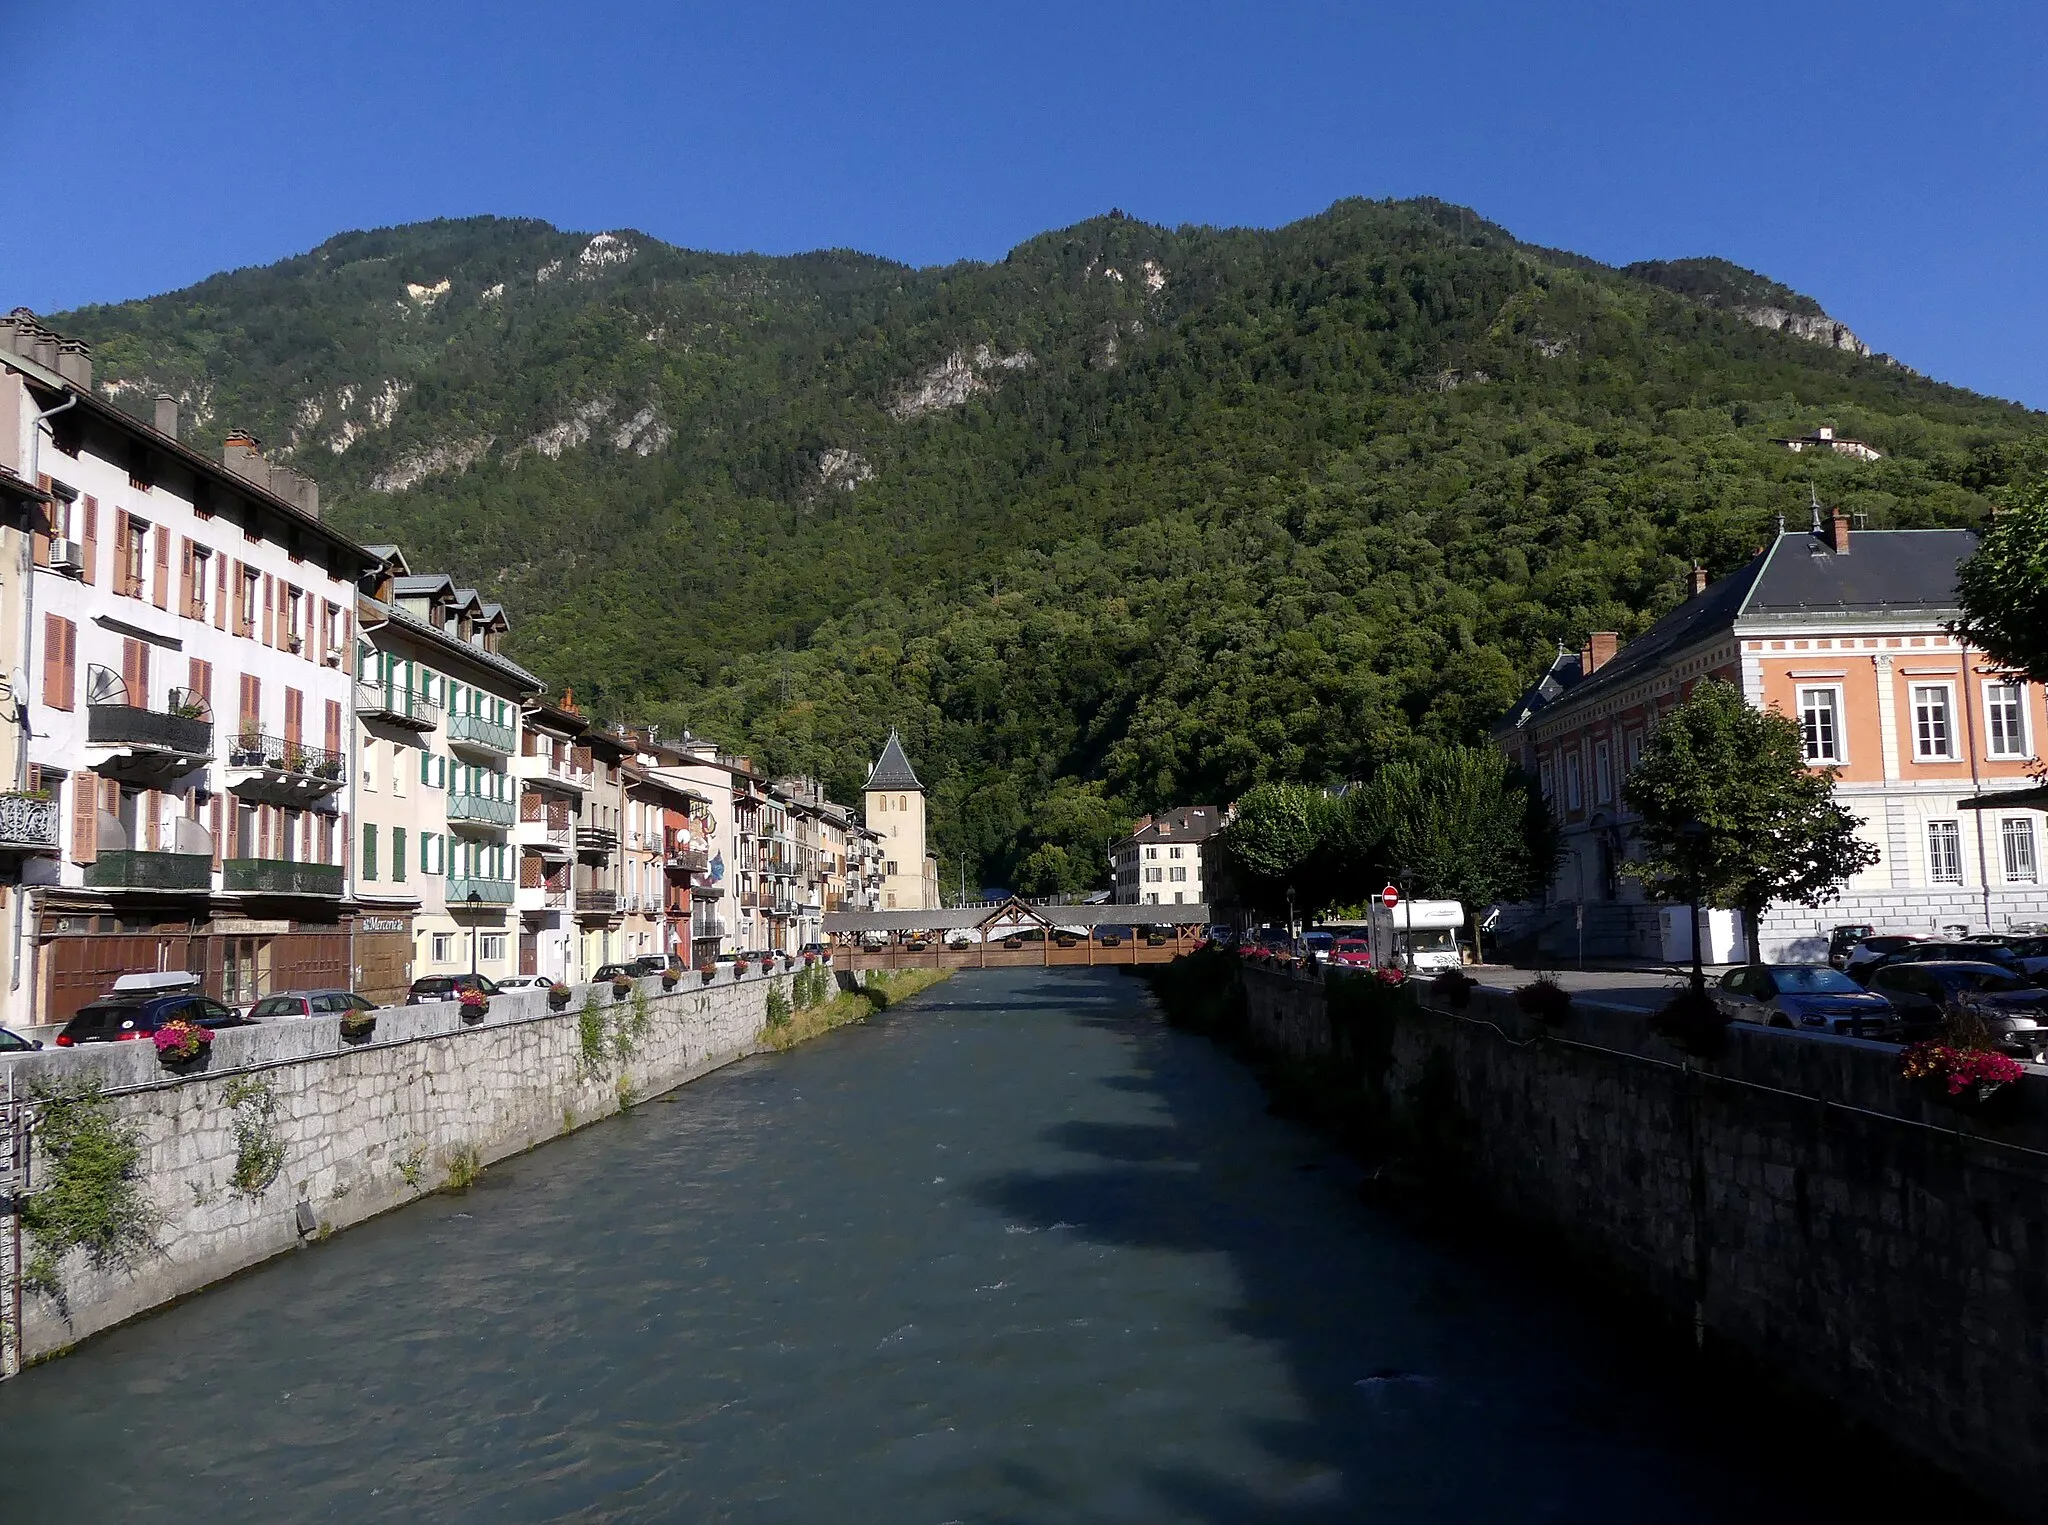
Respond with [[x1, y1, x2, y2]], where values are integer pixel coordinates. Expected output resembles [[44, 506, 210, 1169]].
[[1328, 937, 1375, 969]]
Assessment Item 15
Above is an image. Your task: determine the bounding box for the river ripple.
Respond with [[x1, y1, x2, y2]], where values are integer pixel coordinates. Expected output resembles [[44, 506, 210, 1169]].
[[1, 968, 1861, 1522]]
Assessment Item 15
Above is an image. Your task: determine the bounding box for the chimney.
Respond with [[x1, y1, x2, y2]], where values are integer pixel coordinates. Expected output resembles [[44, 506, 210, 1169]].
[[55, 338, 92, 389], [1826, 509, 1851, 555], [221, 429, 267, 490], [1582, 632, 1620, 673], [154, 394, 179, 439], [1689, 562, 1709, 596]]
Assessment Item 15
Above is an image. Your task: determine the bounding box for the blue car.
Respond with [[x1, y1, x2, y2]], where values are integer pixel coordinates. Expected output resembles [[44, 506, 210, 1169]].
[[56, 989, 246, 1047]]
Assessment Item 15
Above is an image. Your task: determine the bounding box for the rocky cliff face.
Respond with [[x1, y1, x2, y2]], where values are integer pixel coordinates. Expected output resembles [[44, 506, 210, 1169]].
[[1736, 305, 1870, 357]]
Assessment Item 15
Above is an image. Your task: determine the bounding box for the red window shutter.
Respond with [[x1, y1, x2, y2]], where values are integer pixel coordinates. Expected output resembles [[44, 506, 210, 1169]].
[[210, 794, 223, 870], [71, 776, 97, 864], [284, 687, 303, 749], [121, 639, 149, 709], [80, 495, 97, 584], [153, 528, 170, 610], [240, 673, 261, 734], [31, 475, 50, 567], [113, 514, 131, 594], [262, 575, 274, 647], [325, 698, 341, 756], [41, 614, 69, 710], [187, 658, 212, 709], [339, 608, 350, 649], [215, 555, 228, 630], [63, 618, 77, 709], [179, 538, 195, 618]]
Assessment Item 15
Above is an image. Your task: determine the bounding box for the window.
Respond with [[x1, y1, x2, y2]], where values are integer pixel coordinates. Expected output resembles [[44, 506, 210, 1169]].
[[2003, 818, 2038, 884], [480, 934, 506, 962], [431, 933, 453, 963], [361, 739, 378, 791], [1564, 752, 1584, 811], [1593, 741, 1613, 805], [393, 827, 407, 883], [118, 515, 149, 598], [1539, 759, 1554, 801], [1624, 731, 1643, 775], [1169, 866, 1187, 882], [886, 860, 898, 876], [1798, 687, 1843, 764], [239, 566, 259, 636], [1169, 846, 1183, 860], [1145, 846, 1157, 860], [1927, 820, 1963, 884], [361, 823, 378, 881], [1986, 682, 2030, 760], [1146, 867, 1163, 883], [1912, 685, 1956, 761]]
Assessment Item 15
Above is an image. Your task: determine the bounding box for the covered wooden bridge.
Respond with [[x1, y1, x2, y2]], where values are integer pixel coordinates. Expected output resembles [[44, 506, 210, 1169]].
[[824, 898, 1214, 971]]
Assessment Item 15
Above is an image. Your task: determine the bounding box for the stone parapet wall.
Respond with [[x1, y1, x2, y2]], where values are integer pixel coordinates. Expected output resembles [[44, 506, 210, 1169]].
[[4, 968, 800, 1365], [1234, 964, 2048, 1518]]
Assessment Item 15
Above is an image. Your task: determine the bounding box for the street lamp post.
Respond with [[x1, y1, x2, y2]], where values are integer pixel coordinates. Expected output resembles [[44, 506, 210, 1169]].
[[1678, 819, 1709, 994], [468, 890, 482, 980]]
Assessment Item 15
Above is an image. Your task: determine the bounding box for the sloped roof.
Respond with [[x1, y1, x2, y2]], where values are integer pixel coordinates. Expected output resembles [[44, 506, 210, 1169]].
[[864, 729, 924, 792], [1739, 528, 1976, 620]]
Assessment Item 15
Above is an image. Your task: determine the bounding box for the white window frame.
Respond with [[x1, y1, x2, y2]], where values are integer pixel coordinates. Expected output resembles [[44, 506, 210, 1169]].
[[1912, 683, 1958, 762], [1927, 819, 1964, 885], [1797, 684, 1846, 765], [2002, 816, 2038, 884], [1984, 680, 2032, 761], [1564, 751, 1584, 812], [1624, 730, 1643, 776], [1593, 740, 1613, 805], [431, 933, 454, 963]]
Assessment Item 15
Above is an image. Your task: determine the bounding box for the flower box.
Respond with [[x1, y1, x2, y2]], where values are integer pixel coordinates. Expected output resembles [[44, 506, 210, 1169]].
[[732, 959, 751, 976], [1901, 1043, 2028, 1114], [459, 992, 490, 1025], [611, 976, 634, 1002], [1432, 969, 1478, 1010], [1513, 977, 1570, 1026], [698, 964, 718, 983], [1649, 988, 1728, 1057], [547, 984, 572, 1010], [340, 1012, 377, 1044], [661, 970, 680, 990], [154, 1019, 213, 1071]]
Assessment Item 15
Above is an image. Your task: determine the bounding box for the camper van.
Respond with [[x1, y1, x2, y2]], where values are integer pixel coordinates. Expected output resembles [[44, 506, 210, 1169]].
[[1370, 900, 1467, 974]]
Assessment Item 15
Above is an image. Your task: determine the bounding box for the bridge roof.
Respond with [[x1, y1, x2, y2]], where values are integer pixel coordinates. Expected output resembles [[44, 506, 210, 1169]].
[[825, 898, 1211, 933]]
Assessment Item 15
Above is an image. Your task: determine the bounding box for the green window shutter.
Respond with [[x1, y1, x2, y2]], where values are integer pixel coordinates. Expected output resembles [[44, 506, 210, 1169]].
[[420, 832, 431, 873], [420, 750, 431, 785], [393, 827, 407, 883], [362, 823, 377, 882]]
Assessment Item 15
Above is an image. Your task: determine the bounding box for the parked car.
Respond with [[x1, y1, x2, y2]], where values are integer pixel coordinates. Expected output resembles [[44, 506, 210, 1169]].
[[406, 973, 500, 1005], [1857, 940, 2034, 984], [1864, 962, 2048, 1058], [1826, 924, 1877, 968], [1304, 931, 1335, 959], [800, 942, 829, 959], [593, 963, 642, 982], [56, 988, 248, 1046], [1840, 935, 1928, 981], [1328, 937, 1375, 969], [1712, 965, 1891, 1037], [494, 974, 556, 992], [1973, 934, 2048, 979], [626, 955, 673, 976], [0, 1025, 42, 1052], [248, 990, 376, 1022]]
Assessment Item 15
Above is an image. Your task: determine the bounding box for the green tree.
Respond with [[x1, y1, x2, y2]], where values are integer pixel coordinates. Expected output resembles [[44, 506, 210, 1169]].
[[1622, 681, 1878, 968], [1355, 743, 1558, 920], [1953, 477, 2048, 680]]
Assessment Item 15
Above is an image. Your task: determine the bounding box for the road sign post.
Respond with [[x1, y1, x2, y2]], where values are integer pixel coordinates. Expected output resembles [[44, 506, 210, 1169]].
[[1380, 884, 1399, 911]]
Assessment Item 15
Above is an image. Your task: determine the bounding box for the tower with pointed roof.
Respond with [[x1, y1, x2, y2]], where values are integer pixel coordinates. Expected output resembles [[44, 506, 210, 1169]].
[[863, 729, 937, 910]]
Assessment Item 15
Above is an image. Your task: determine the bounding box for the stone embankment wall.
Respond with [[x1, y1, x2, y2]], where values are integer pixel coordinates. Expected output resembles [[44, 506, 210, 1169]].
[[4, 969, 792, 1364], [1236, 965, 2048, 1519]]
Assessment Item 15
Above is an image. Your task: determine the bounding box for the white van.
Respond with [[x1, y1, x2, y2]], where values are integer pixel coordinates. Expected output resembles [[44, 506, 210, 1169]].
[[1370, 901, 1466, 973]]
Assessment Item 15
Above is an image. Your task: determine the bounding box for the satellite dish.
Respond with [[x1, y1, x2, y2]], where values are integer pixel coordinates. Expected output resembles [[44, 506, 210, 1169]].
[[6, 668, 24, 704]]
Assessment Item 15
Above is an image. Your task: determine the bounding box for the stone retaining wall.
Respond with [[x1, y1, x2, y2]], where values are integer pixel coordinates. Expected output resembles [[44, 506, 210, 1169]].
[[4, 967, 800, 1365], [1236, 964, 2048, 1519]]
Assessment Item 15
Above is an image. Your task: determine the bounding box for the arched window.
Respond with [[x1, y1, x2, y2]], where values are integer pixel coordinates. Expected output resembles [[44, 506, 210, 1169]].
[[898, 795, 907, 811]]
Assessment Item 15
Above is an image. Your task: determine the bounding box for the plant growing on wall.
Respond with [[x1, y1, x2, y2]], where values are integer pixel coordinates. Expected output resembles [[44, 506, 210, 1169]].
[[21, 1082, 154, 1306], [578, 999, 609, 1080], [612, 990, 652, 1065], [764, 978, 792, 1029], [223, 1075, 285, 1195]]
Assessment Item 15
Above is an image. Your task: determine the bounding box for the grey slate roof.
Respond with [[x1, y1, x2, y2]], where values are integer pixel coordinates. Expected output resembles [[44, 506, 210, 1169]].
[[359, 592, 544, 692], [1739, 528, 1976, 619], [1119, 806, 1225, 847], [864, 730, 924, 792], [392, 573, 456, 597]]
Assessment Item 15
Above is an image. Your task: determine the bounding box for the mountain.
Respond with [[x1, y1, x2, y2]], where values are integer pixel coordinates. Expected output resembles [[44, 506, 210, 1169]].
[[47, 200, 2048, 891]]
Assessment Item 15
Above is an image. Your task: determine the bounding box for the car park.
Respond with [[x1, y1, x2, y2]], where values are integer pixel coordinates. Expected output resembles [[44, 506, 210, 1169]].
[[406, 973, 500, 1005], [56, 973, 249, 1047], [0, 1025, 42, 1052], [1712, 965, 1891, 1037], [248, 990, 377, 1022], [1863, 962, 2048, 1059], [1980, 934, 2048, 979], [1838, 935, 1928, 981]]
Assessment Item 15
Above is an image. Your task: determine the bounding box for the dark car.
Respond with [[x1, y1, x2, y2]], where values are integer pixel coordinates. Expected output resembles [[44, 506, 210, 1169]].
[[626, 955, 676, 976], [594, 963, 642, 982], [1713, 964, 1891, 1037], [406, 973, 500, 1005], [248, 989, 376, 1022], [1865, 961, 2048, 1058], [56, 992, 247, 1046], [1840, 935, 1928, 980], [1826, 924, 1877, 968], [1859, 941, 2034, 984], [0, 1025, 42, 1052]]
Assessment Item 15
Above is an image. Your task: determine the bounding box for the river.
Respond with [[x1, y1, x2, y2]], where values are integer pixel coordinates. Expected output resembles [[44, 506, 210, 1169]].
[[0, 967, 1888, 1521]]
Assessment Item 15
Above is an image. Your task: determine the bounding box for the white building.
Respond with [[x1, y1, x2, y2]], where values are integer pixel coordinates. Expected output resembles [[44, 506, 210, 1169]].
[[1112, 806, 1223, 908], [863, 730, 938, 910]]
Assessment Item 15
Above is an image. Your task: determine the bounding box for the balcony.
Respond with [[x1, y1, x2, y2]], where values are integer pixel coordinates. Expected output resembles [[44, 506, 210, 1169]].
[[87, 691, 214, 783], [516, 883, 568, 912], [223, 858, 344, 897], [355, 677, 440, 732], [0, 792, 59, 854], [448, 791, 515, 829], [448, 876, 514, 906], [576, 825, 618, 858], [84, 849, 211, 892], [666, 847, 709, 878], [575, 888, 619, 918], [448, 711, 515, 757], [224, 732, 347, 803]]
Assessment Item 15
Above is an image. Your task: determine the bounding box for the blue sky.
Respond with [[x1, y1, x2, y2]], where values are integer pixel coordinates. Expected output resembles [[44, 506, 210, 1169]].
[[8, 1, 2046, 406]]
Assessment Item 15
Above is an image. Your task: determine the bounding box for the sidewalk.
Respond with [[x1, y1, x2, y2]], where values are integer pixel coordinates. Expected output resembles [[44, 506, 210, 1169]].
[[1469, 963, 1733, 1014]]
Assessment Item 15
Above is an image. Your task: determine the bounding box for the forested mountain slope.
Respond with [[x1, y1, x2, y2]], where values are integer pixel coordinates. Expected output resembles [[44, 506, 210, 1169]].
[[53, 200, 2047, 889]]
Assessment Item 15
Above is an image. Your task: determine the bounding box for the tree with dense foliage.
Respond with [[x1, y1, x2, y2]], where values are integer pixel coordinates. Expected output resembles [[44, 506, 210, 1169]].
[[1623, 681, 1878, 966], [1354, 744, 1559, 914], [53, 204, 2048, 887], [1953, 476, 2048, 682]]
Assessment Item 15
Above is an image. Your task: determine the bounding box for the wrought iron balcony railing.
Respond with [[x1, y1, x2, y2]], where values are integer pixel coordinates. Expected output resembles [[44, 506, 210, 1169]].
[[88, 702, 213, 759], [0, 792, 59, 852], [224, 732, 346, 786]]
